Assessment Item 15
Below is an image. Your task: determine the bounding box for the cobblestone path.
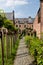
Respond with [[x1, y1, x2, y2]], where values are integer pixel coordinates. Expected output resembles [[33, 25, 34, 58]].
[[14, 37, 34, 65]]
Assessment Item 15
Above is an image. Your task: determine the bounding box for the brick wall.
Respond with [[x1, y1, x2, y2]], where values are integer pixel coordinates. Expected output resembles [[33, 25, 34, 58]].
[[15, 23, 33, 31], [15, 18, 33, 33], [40, 1, 43, 34], [33, 14, 40, 38]]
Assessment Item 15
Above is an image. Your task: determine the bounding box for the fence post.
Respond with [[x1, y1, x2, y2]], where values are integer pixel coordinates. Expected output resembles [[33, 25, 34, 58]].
[[6, 33, 10, 58], [10, 34, 13, 54], [0, 31, 4, 65]]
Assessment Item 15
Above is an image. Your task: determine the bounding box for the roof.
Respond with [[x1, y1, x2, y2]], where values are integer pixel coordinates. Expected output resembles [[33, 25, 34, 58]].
[[37, 8, 40, 14], [0, 12, 13, 20], [15, 17, 34, 24], [5, 13, 13, 20]]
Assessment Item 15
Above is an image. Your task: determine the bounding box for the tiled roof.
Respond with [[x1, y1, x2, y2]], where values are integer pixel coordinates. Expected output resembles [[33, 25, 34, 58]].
[[15, 17, 34, 24], [0, 12, 13, 20], [37, 8, 40, 14], [5, 13, 13, 20]]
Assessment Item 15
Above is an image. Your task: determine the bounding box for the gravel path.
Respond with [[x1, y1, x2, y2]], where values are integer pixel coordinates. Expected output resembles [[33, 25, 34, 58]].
[[14, 37, 34, 65]]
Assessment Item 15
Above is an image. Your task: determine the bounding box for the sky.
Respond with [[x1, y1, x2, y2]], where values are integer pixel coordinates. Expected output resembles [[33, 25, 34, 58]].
[[0, 0, 40, 18]]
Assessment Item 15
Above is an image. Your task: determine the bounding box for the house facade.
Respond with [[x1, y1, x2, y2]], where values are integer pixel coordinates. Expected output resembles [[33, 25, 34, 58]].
[[0, 11, 34, 35], [33, 9, 41, 38], [0, 0, 43, 38], [15, 17, 34, 34], [33, 0, 43, 39], [40, 0, 43, 38]]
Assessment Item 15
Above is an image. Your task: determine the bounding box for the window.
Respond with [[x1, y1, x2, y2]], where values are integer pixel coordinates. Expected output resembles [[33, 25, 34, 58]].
[[18, 21, 20, 23], [32, 25, 33, 27], [19, 25, 21, 27], [16, 25, 18, 27], [38, 15, 40, 23], [16, 21, 17, 23], [26, 21, 28, 23], [24, 25, 26, 28]]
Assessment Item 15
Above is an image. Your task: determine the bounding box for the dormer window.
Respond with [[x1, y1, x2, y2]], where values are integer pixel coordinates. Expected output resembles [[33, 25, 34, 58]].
[[32, 25, 33, 28], [16, 21, 17, 23], [16, 25, 18, 27], [19, 25, 21, 27], [26, 21, 28, 23], [18, 21, 20, 23], [24, 25, 26, 28]]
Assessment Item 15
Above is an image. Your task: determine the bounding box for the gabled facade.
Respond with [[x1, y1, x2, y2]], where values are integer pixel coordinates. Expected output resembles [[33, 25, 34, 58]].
[[33, 0, 43, 39], [40, 0, 43, 38], [33, 9, 41, 38], [15, 17, 34, 33]]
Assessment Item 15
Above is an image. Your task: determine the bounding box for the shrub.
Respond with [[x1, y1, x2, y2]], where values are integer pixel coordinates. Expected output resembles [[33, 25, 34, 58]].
[[25, 36, 43, 65]]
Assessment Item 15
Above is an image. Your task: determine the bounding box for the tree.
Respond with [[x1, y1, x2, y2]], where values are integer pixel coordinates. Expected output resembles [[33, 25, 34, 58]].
[[0, 15, 5, 65], [0, 15, 4, 28], [4, 19, 14, 31], [4, 19, 14, 58]]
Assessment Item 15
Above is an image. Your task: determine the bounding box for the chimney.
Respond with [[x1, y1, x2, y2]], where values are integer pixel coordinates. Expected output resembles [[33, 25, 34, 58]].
[[13, 10, 15, 25], [40, 0, 43, 38]]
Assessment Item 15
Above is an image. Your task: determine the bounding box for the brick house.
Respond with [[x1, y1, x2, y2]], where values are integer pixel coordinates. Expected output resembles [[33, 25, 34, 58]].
[[0, 11, 34, 34], [33, 0, 43, 39], [15, 17, 34, 34], [33, 8, 41, 38]]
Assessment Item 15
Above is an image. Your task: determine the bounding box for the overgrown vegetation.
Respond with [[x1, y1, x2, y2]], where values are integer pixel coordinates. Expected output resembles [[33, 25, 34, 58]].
[[25, 35, 43, 65], [0, 14, 19, 65], [0, 35, 19, 65]]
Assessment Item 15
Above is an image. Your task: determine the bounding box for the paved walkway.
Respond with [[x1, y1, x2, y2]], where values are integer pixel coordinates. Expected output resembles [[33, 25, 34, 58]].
[[14, 37, 34, 65]]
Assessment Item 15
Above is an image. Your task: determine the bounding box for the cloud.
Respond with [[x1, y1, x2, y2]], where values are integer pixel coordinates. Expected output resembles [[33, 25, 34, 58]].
[[0, 0, 30, 18], [14, 0, 28, 6], [6, 0, 14, 7], [6, 0, 28, 7], [0, 0, 5, 2], [0, 0, 28, 8]]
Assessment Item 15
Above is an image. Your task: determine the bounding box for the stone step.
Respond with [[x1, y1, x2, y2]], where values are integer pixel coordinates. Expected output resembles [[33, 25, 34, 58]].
[[16, 52, 29, 58]]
